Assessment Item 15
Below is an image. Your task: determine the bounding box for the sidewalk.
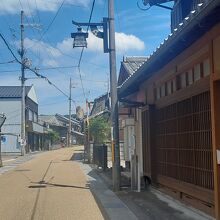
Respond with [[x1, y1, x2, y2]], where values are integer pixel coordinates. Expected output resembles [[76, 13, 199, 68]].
[[0, 144, 62, 175], [0, 152, 43, 175], [77, 156, 214, 220]]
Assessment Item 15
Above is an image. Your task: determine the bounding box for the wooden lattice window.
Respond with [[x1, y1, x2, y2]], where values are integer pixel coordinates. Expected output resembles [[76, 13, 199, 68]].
[[155, 91, 213, 190]]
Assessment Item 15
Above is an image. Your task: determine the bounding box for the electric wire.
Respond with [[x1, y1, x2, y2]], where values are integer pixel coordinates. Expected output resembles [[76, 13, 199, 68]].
[[77, 0, 96, 102], [26, 0, 65, 51], [0, 60, 16, 65], [0, 32, 70, 100]]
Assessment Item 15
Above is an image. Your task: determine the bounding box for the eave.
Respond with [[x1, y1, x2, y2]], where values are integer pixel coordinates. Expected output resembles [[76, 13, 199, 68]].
[[118, 0, 220, 98]]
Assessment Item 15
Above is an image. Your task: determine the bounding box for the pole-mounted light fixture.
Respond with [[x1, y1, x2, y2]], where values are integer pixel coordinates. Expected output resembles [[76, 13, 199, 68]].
[[71, 18, 109, 53], [71, 1, 121, 191], [71, 27, 89, 48]]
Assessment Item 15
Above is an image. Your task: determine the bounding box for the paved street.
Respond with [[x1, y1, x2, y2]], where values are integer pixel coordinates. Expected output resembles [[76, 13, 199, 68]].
[[0, 147, 103, 220]]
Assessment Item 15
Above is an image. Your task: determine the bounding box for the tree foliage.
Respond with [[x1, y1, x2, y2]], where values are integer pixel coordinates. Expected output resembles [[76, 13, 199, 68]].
[[89, 116, 110, 144], [48, 130, 59, 144]]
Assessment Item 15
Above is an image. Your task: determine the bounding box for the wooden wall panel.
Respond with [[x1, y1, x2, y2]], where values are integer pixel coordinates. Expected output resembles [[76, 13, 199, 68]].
[[155, 91, 214, 193]]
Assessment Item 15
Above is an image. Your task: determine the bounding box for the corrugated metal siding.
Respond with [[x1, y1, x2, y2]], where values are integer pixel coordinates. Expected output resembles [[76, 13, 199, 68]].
[[0, 100, 21, 153]]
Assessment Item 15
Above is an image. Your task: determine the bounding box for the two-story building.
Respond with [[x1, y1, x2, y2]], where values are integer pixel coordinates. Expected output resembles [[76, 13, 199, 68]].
[[118, 0, 220, 218], [0, 85, 45, 153]]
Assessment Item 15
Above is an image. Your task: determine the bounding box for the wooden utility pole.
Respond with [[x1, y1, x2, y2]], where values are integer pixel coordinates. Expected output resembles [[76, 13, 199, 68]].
[[108, 0, 121, 191]]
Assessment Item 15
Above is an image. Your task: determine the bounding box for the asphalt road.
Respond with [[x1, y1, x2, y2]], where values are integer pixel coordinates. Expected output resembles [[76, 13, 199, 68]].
[[0, 147, 103, 220]]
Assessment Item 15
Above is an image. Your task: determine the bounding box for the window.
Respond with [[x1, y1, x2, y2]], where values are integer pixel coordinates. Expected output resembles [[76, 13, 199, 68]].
[[203, 59, 210, 76], [156, 87, 160, 100], [194, 63, 201, 81], [187, 69, 193, 85], [172, 78, 177, 92], [161, 84, 166, 97], [180, 73, 186, 88], [28, 109, 33, 121], [34, 113, 37, 122], [167, 80, 172, 95]]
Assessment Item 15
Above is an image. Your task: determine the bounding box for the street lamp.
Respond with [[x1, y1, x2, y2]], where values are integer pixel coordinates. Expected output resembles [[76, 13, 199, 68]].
[[71, 0, 121, 191], [71, 18, 109, 53], [0, 113, 6, 167], [71, 27, 88, 48]]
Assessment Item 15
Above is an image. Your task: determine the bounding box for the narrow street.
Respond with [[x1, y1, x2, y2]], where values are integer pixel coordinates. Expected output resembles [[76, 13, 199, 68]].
[[0, 147, 103, 220]]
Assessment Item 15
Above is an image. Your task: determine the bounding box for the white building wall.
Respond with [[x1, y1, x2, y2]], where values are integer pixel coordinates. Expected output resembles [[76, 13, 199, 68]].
[[0, 99, 21, 153]]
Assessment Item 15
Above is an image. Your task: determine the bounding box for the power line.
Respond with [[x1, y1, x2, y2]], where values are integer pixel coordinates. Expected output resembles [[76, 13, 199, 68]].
[[77, 0, 96, 102], [0, 65, 78, 73], [40, 0, 65, 40], [26, 0, 65, 51], [0, 32, 69, 99], [78, 66, 86, 100], [78, 0, 96, 68], [0, 60, 16, 65]]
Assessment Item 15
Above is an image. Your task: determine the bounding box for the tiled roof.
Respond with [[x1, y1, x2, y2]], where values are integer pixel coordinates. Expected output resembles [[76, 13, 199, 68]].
[[38, 115, 64, 127], [0, 86, 32, 98], [118, 0, 218, 95], [122, 57, 148, 76]]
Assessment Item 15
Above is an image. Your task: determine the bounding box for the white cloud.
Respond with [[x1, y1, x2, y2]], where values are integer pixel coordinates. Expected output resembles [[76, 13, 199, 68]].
[[57, 38, 74, 54], [115, 32, 145, 52], [58, 31, 145, 54], [86, 31, 145, 53], [25, 38, 62, 58], [0, 0, 91, 15], [24, 31, 145, 68]]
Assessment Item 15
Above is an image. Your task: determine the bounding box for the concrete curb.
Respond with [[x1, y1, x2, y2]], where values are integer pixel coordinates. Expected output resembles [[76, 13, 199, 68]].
[[79, 162, 138, 220]]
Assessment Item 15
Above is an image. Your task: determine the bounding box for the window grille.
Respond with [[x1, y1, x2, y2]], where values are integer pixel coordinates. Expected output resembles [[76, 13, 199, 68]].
[[155, 91, 213, 190]]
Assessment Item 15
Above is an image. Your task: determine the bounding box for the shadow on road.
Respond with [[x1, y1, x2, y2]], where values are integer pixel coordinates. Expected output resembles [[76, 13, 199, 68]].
[[70, 152, 84, 161], [29, 181, 89, 190]]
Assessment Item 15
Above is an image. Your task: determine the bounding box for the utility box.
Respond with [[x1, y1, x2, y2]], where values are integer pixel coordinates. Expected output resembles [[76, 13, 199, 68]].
[[93, 144, 107, 171], [122, 118, 135, 163]]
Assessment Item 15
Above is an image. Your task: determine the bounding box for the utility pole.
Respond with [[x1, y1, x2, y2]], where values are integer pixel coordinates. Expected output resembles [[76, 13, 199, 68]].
[[71, 0, 121, 191], [108, 0, 121, 191], [20, 10, 26, 156], [68, 78, 72, 147]]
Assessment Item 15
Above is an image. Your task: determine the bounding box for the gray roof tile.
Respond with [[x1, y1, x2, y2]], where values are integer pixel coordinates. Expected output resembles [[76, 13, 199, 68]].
[[0, 86, 32, 98]]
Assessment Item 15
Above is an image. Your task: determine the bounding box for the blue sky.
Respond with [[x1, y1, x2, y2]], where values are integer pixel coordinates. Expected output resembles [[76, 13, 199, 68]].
[[0, 0, 173, 115]]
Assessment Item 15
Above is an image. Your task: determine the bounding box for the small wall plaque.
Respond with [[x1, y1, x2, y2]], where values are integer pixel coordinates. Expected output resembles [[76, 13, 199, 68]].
[[217, 150, 220, 165]]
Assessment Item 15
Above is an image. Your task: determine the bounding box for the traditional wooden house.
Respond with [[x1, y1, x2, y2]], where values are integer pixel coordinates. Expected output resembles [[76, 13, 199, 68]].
[[118, 0, 220, 218]]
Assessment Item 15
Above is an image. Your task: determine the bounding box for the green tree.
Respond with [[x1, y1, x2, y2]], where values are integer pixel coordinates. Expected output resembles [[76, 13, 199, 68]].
[[48, 130, 59, 144], [89, 116, 110, 144]]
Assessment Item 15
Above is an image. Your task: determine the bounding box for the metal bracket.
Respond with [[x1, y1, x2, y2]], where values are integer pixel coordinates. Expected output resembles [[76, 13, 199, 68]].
[[72, 17, 109, 53]]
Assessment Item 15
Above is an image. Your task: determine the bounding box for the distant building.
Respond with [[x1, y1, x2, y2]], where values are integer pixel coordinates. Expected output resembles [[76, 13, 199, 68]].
[[90, 93, 110, 119], [0, 85, 45, 153], [39, 114, 83, 145]]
